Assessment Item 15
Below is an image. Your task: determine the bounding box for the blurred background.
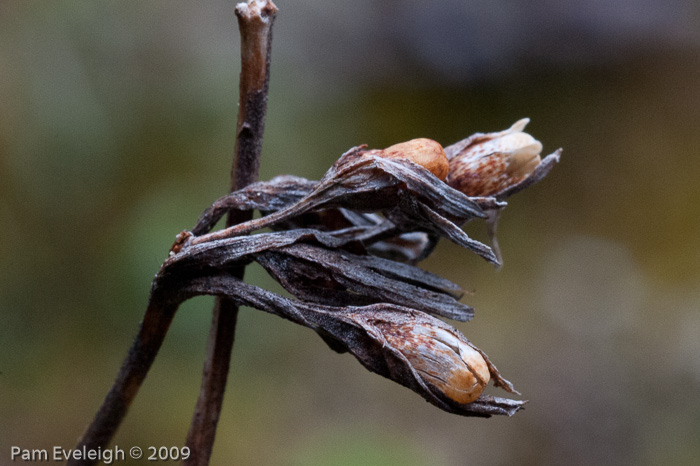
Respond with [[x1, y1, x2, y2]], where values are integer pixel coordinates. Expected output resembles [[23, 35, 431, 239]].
[[2, 0, 699, 465]]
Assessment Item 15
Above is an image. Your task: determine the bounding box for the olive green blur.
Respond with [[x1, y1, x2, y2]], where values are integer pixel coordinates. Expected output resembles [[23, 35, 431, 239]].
[[2, 1, 699, 465]]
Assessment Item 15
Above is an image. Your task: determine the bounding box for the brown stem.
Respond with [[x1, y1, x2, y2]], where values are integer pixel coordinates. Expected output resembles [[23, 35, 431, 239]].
[[183, 2, 277, 465], [68, 289, 180, 466]]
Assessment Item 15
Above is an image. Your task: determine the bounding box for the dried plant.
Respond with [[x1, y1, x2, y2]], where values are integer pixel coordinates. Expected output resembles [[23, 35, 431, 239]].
[[69, 2, 560, 465], [164, 124, 559, 418]]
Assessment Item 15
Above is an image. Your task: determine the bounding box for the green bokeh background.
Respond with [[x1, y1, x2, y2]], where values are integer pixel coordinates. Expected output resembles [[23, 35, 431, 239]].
[[2, 1, 700, 465]]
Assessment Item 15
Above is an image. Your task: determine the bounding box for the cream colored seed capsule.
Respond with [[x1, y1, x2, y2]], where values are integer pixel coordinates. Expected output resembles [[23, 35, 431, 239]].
[[446, 118, 543, 197], [379, 138, 450, 181], [377, 320, 491, 404]]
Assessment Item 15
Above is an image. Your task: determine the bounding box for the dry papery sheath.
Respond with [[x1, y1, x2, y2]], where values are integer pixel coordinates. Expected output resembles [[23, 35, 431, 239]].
[[164, 119, 560, 417]]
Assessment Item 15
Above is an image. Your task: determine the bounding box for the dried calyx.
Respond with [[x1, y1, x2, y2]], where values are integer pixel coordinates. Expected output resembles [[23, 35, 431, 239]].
[[445, 118, 560, 199], [163, 119, 560, 417], [374, 318, 490, 404]]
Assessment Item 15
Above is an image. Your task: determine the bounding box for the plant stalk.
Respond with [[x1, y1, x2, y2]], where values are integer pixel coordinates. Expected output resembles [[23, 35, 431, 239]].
[[183, 2, 277, 465]]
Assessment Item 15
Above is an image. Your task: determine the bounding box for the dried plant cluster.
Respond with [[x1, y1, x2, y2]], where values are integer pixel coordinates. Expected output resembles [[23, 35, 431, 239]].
[[162, 119, 560, 417], [68, 6, 561, 464]]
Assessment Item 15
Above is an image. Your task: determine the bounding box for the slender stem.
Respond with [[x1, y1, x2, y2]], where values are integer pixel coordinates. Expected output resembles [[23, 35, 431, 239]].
[[230, 0, 278, 195], [68, 289, 180, 466], [68, 3, 277, 464], [183, 2, 277, 465]]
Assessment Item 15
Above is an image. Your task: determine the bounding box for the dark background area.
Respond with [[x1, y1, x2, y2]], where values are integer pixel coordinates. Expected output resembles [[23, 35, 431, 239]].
[[2, 1, 699, 465]]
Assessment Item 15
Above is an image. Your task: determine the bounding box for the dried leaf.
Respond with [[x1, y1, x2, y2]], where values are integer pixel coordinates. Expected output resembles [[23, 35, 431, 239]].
[[176, 148, 497, 264], [176, 273, 525, 417], [255, 243, 472, 321], [191, 175, 315, 236], [166, 229, 469, 320]]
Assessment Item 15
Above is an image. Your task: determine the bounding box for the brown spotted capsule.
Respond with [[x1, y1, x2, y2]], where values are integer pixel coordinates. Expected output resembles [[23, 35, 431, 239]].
[[447, 118, 543, 197], [375, 319, 490, 404]]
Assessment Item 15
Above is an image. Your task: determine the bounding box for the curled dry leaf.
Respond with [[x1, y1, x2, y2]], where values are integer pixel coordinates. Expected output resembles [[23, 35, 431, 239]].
[[176, 147, 501, 264], [255, 243, 472, 321], [164, 229, 470, 321], [175, 273, 525, 417], [190, 175, 316, 236]]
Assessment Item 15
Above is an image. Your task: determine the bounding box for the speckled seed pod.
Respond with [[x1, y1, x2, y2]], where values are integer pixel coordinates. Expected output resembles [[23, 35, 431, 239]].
[[370, 138, 450, 180], [375, 319, 491, 404], [447, 119, 543, 197]]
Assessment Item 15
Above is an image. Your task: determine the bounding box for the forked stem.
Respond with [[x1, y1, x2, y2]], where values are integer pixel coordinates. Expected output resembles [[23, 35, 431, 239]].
[[69, 2, 278, 465]]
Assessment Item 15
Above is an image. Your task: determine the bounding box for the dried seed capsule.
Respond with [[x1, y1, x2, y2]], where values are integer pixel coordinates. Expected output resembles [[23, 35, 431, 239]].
[[375, 319, 490, 404], [372, 138, 450, 180], [446, 119, 543, 197]]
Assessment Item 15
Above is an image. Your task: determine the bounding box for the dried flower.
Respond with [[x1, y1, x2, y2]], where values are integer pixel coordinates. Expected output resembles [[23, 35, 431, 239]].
[[159, 124, 559, 418], [176, 273, 524, 417], [446, 118, 544, 197], [178, 145, 499, 263], [373, 318, 490, 404]]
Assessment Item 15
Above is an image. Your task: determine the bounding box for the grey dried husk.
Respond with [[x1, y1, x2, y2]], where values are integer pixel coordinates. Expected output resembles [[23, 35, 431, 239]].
[[176, 147, 506, 263], [161, 141, 560, 417], [169, 273, 524, 417]]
